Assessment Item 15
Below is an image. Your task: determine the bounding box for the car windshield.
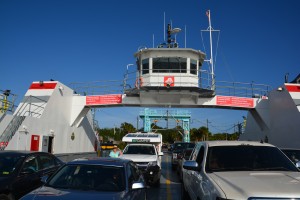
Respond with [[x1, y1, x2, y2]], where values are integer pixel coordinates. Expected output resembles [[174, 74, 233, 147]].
[[0, 155, 23, 176], [205, 145, 299, 172], [184, 149, 193, 160], [46, 164, 126, 192], [281, 149, 300, 164], [123, 145, 156, 155]]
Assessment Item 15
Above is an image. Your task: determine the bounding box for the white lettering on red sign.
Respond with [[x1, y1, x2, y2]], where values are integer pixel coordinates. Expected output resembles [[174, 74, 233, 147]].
[[86, 94, 122, 105], [216, 96, 254, 108]]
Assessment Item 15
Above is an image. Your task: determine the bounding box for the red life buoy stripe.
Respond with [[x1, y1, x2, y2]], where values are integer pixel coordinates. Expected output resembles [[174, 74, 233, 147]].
[[135, 77, 143, 88]]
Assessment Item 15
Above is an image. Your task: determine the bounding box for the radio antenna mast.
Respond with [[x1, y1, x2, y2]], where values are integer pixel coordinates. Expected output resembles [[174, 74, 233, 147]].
[[201, 10, 219, 92], [164, 12, 166, 42]]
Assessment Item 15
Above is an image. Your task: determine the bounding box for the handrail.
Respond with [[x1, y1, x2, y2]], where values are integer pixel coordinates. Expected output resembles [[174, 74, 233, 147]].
[[0, 93, 17, 114], [71, 69, 272, 98], [0, 95, 47, 150], [14, 95, 47, 117]]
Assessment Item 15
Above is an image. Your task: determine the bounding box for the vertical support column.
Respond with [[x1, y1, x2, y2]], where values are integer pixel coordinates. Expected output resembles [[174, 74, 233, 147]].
[[182, 119, 190, 142], [143, 108, 151, 132], [144, 117, 151, 132]]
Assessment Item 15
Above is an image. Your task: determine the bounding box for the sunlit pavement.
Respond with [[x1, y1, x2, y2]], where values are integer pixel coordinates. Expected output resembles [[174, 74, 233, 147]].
[[147, 150, 183, 200]]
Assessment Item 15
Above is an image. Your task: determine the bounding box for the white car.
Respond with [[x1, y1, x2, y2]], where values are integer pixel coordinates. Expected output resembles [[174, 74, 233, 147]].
[[120, 143, 163, 186], [182, 141, 300, 200]]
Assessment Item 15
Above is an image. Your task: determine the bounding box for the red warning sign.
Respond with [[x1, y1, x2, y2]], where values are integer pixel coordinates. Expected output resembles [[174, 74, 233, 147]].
[[164, 76, 174, 87], [86, 94, 122, 105], [216, 96, 254, 108]]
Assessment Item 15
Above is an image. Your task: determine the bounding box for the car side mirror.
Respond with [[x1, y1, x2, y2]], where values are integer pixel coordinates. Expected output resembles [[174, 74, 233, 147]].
[[183, 160, 201, 171], [296, 161, 300, 168], [159, 152, 164, 156], [132, 181, 146, 190]]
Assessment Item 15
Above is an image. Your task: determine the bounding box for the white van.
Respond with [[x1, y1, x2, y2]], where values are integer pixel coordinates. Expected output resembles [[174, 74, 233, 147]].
[[120, 132, 163, 186]]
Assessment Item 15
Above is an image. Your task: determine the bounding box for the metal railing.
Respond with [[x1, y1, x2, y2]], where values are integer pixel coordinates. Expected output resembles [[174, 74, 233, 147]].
[[15, 95, 47, 117], [70, 69, 272, 98], [0, 95, 47, 150], [69, 80, 125, 96], [0, 116, 25, 150], [0, 90, 17, 114]]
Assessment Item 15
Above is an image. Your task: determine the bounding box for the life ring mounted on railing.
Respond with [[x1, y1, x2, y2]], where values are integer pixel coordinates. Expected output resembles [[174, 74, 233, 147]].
[[135, 77, 143, 88]]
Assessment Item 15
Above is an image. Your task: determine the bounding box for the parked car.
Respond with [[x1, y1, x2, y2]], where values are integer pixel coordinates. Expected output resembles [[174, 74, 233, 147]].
[[168, 143, 174, 152], [0, 150, 64, 200], [171, 142, 195, 170], [162, 143, 168, 150], [182, 141, 300, 200], [98, 142, 116, 157], [20, 157, 147, 200], [120, 143, 162, 186], [177, 148, 193, 182], [281, 148, 300, 167]]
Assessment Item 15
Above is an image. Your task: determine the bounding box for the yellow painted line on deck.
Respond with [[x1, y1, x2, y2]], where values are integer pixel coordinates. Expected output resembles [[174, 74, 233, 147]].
[[165, 155, 172, 200]]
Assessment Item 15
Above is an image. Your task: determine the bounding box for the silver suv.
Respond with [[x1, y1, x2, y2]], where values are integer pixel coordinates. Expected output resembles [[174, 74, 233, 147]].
[[182, 141, 300, 200]]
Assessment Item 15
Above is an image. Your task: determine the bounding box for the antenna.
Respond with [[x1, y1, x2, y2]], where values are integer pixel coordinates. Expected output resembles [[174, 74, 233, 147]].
[[164, 12, 166, 42], [185, 25, 186, 48], [208, 10, 215, 91], [158, 16, 181, 48], [201, 10, 220, 92], [153, 34, 154, 48]]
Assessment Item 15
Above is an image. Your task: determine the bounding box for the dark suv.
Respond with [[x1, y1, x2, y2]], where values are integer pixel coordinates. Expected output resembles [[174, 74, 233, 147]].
[[0, 151, 64, 200], [171, 142, 195, 170]]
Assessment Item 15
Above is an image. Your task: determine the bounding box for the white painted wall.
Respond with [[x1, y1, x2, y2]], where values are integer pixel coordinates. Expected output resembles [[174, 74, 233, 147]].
[[4, 81, 96, 153], [240, 86, 300, 148]]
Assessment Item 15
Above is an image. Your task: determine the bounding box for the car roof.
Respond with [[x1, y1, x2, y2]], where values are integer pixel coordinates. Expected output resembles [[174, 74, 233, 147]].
[[280, 148, 300, 151], [67, 157, 132, 167], [0, 150, 48, 156], [174, 141, 194, 143], [200, 140, 276, 147], [174, 142, 194, 145], [126, 143, 154, 146]]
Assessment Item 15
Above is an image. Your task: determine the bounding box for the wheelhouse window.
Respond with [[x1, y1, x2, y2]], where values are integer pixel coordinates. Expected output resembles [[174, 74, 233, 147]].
[[142, 59, 149, 75], [190, 59, 197, 75], [153, 57, 187, 73]]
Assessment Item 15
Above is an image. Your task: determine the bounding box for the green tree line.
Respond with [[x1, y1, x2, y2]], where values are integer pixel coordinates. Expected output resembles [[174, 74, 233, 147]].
[[96, 122, 240, 148]]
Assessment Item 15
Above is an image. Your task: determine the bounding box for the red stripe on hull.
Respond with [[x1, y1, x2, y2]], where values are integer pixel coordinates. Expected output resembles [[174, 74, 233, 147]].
[[29, 82, 57, 89], [285, 84, 300, 92]]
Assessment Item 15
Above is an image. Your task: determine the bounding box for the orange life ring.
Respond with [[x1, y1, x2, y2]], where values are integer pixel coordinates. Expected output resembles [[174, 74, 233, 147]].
[[135, 77, 143, 88]]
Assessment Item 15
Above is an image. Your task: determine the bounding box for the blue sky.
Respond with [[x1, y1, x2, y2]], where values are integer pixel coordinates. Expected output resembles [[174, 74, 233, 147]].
[[1, 0, 299, 133]]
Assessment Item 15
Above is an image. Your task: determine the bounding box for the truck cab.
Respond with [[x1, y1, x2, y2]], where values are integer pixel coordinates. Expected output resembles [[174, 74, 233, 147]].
[[120, 132, 163, 186]]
